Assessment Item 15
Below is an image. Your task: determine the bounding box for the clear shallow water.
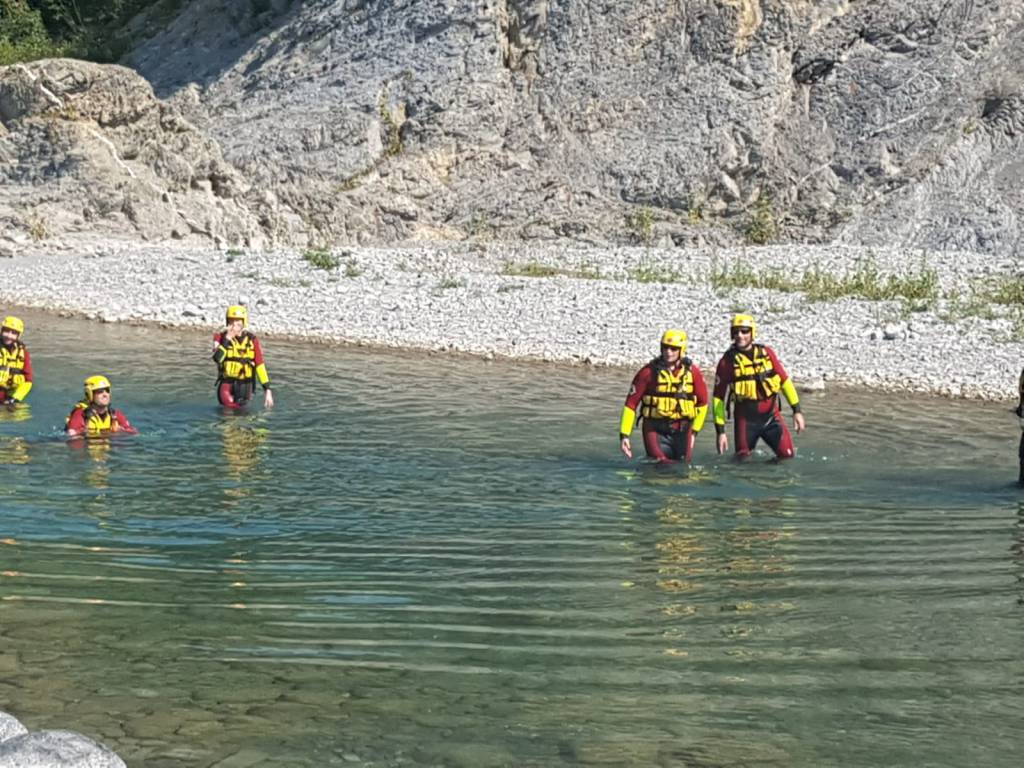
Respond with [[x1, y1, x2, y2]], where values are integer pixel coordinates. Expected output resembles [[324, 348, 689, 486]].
[[0, 310, 1021, 767]]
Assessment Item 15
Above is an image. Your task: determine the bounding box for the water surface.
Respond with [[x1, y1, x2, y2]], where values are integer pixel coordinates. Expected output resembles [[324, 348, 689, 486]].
[[1, 310, 1021, 767]]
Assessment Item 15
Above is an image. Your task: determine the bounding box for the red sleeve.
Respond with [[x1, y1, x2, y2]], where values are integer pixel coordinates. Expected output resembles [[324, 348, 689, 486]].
[[624, 365, 653, 411], [115, 410, 138, 435], [66, 409, 85, 433], [765, 346, 789, 383], [691, 365, 708, 407], [21, 347, 32, 382], [252, 335, 265, 366], [713, 355, 733, 400]]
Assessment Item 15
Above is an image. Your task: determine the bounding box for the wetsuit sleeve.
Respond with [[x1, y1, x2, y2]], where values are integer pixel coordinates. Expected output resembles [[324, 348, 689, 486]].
[[65, 408, 85, 435], [10, 347, 31, 401], [767, 347, 801, 411], [115, 410, 138, 435], [252, 337, 271, 389], [712, 355, 732, 432], [691, 365, 709, 433], [619, 366, 651, 438]]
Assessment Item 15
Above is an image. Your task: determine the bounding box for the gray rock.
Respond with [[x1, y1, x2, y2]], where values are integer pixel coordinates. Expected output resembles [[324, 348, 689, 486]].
[[0, 729, 125, 768], [883, 323, 903, 341], [0, 713, 27, 744], [0, 59, 267, 248], [798, 376, 826, 393]]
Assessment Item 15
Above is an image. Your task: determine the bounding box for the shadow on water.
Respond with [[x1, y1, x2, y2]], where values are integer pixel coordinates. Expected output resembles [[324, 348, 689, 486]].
[[0, 309, 1021, 767]]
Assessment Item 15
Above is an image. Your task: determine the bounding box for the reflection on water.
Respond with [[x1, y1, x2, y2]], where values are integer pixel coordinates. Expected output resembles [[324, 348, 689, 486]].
[[0, 402, 32, 424], [0, 310, 1021, 767], [0, 435, 30, 465]]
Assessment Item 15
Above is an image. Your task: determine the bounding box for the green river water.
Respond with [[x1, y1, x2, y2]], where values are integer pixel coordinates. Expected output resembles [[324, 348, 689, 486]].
[[0, 310, 1021, 767]]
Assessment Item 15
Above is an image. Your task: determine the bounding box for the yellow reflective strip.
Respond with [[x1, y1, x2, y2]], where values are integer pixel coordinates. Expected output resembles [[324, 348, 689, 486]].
[[781, 378, 799, 407], [255, 364, 270, 386], [619, 406, 637, 436], [692, 404, 708, 433], [11, 381, 31, 401], [713, 397, 726, 425]]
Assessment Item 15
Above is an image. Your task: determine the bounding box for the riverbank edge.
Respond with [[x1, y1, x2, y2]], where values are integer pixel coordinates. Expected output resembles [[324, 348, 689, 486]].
[[1, 238, 1021, 402]]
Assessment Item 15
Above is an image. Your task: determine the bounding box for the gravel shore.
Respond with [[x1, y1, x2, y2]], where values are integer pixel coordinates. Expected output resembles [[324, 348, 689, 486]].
[[2, 238, 1021, 400]]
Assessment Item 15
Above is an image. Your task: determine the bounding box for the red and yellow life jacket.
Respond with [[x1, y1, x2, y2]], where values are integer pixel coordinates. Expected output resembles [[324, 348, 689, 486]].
[[728, 344, 782, 402], [66, 401, 124, 437], [218, 332, 257, 382], [641, 358, 697, 421], [0, 342, 27, 390]]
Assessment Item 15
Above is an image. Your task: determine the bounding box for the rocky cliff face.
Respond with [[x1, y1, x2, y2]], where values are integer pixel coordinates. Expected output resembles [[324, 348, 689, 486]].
[[3, 0, 1023, 253]]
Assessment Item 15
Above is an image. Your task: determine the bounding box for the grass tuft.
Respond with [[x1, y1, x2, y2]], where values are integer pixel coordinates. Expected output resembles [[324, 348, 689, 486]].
[[710, 256, 939, 303], [302, 248, 340, 270], [502, 261, 603, 280], [629, 264, 680, 284], [624, 207, 655, 245]]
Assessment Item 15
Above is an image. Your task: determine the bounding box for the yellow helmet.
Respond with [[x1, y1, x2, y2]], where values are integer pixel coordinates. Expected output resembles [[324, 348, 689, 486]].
[[83, 375, 112, 400], [225, 305, 248, 326], [730, 313, 756, 339], [660, 329, 688, 351], [2, 316, 24, 335]]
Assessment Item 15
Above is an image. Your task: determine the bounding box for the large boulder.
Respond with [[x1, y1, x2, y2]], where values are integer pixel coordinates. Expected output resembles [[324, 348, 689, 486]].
[[0, 59, 273, 248]]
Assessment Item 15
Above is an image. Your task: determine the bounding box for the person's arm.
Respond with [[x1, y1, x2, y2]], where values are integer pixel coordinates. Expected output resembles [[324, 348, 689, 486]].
[[114, 410, 138, 435], [691, 365, 709, 433], [712, 356, 731, 453], [65, 408, 86, 438], [619, 367, 650, 458], [9, 347, 32, 402], [767, 347, 806, 432], [252, 337, 274, 407]]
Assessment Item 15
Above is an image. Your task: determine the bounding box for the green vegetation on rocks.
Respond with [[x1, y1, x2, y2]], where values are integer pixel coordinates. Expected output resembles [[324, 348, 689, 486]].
[[710, 256, 939, 303], [502, 261, 603, 280], [0, 0, 64, 64], [1, 0, 183, 63], [302, 248, 339, 270]]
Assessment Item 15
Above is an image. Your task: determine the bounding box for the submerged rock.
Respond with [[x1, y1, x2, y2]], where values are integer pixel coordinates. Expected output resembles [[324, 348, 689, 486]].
[[0, 713, 27, 743], [0, 713, 125, 768]]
